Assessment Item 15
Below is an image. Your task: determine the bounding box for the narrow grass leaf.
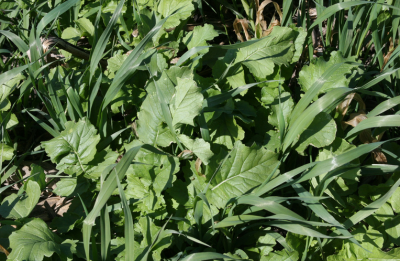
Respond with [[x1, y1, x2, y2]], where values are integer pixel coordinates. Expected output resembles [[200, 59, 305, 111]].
[[290, 63, 343, 124], [25, 110, 59, 137], [89, 0, 125, 83], [36, 0, 80, 36], [180, 252, 242, 261], [367, 96, 400, 117], [283, 88, 352, 152], [100, 9, 184, 110], [309, 1, 374, 31], [0, 30, 28, 54], [83, 144, 170, 260], [116, 171, 135, 261], [100, 206, 111, 261], [343, 176, 400, 228], [345, 115, 400, 138]]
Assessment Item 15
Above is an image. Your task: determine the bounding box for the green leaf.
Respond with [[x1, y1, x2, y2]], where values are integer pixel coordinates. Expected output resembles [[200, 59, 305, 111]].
[[183, 24, 219, 53], [0, 225, 15, 250], [106, 51, 129, 79], [0, 180, 40, 219], [0, 143, 13, 162], [367, 95, 400, 117], [8, 219, 63, 261], [210, 141, 279, 208], [126, 141, 179, 197], [268, 91, 294, 129], [327, 226, 383, 260], [42, 118, 100, 173], [262, 249, 299, 261], [385, 215, 400, 245], [208, 113, 245, 150], [0, 73, 24, 105], [53, 177, 90, 197], [76, 17, 94, 38], [178, 134, 214, 165], [89, 0, 126, 83], [59, 239, 78, 261], [180, 252, 241, 261], [295, 112, 337, 154], [36, 0, 80, 36], [170, 77, 203, 127], [389, 187, 400, 213], [298, 51, 358, 96], [61, 27, 81, 44], [157, 0, 194, 29], [64, 148, 119, 178], [27, 164, 46, 191], [1, 112, 19, 129], [137, 216, 172, 260], [234, 26, 298, 78], [345, 115, 400, 139], [291, 26, 307, 63], [136, 67, 193, 146]]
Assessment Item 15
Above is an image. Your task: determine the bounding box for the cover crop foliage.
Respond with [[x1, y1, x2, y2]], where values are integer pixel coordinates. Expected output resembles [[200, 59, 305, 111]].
[[1, 0, 400, 260]]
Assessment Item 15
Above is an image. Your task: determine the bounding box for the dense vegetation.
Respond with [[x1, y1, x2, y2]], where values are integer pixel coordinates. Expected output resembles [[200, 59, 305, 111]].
[[1, 0, 400, 260]]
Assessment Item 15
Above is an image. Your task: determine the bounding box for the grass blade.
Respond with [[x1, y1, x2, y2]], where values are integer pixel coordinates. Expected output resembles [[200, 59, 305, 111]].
[[367, 95, 400, 117], [345, 115, 400, 138], [89, 0, 125, 83], [36, 0, 80, 36], [115, 171, 135, 261]]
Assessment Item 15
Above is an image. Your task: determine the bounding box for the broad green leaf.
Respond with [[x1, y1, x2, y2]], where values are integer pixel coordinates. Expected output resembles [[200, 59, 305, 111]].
[[42, 118, 100, 173], [0, 225, 15, 250], [0, 74, 24, 105], [106, 51, 129, 79], [59, 239, 78, 261], [208, 113, 245, 150], [136, 216, 172, 260], [27, 164, 46, 191], [268, 92, 294, 129], [157, 0, 194, 29], [8, 219, 63, 261], [182, 24, 219, 53], [53, 177, 90, 197], [0, 180, 40, 219], [76, 17, 94, 38], [61, 27, 81, 44], [126, 141, 179, 197], [295, 112, 336, 154], [170, 77, 203, 127], [0, 143, 13, 162], [234, 26, 298, 78], [389, 187, 400, 213], [210, 141, 279, 208], [317, 137, 356, 161], [385, 215, 400, 245], [64, 149, 119, 178], [262, 249, 299, 261], [1, 112, 19, 129], [327, 226, 383, 261], [178, 134, 214, 165], [298, 51, 358, 95], [291, 26, 307, 63], [137, 67, 192, 146], [148, 53, 168, 77], [283, 88, 352, 152]]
